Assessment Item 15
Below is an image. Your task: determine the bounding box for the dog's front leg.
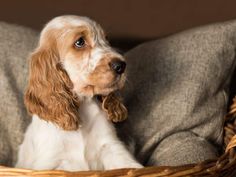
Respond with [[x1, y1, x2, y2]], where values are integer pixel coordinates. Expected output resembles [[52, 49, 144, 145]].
[[83, 101, 143, 170], [98, 140, 143, 170]]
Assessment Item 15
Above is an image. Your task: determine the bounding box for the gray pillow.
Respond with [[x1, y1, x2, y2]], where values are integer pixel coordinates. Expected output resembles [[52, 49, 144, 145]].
[[0, 22, 38, 166], [119, 20, 236, 166], [0, 20, 236, 167]]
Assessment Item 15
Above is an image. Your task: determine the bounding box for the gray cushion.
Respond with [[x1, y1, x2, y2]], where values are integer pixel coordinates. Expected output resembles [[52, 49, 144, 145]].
[[0, 20, 236, 167], [0, 22, 38, 166], [119, 20, 236, 166]]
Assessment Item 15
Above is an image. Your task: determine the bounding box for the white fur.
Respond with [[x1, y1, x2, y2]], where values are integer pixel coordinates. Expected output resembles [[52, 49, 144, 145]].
[[16, 15, 142, 171], [16, 98, 142, 171]]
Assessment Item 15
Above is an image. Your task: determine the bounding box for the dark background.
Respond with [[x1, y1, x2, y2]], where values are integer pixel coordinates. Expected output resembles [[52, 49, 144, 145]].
[[1, 0, 236, 102], [1, 0, 236, 49]]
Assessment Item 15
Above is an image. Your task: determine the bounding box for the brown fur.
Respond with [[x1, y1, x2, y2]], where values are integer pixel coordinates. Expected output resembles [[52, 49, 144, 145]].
[[101, 93, 128, 122], [24, 22, 127, 131], [24, 46, 81, 130], [88, 57, 116, 88]]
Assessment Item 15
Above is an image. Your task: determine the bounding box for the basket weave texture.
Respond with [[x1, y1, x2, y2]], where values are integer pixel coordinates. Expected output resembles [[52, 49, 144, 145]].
[[1, 97, 236, 177]]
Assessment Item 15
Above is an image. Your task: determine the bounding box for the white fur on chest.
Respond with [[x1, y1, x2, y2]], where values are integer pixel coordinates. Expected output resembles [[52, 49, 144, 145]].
[[17, 98, 113, 170], [16, 98, 142, 170]]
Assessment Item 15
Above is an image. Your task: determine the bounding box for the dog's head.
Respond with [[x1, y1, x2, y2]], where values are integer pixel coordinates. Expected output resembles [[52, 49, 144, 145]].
[[24, 15, 127, 130]]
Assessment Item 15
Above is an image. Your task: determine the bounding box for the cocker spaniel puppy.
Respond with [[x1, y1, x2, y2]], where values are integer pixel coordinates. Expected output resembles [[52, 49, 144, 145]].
[[16, 15, 142, 171]]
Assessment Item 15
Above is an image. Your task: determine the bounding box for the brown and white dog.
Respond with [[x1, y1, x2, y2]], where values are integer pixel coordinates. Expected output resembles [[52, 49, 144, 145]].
[[16, 15, 142, 171]]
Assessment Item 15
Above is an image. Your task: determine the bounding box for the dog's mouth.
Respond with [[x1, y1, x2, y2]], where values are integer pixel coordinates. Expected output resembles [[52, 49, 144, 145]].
[[95, 76, 125, 95], [81, 74, 125, 97], [106, 75, 122, 87]]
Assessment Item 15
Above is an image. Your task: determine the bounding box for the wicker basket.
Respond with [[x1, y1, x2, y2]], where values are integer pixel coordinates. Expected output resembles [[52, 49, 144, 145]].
[[1, 98, 236, 177]]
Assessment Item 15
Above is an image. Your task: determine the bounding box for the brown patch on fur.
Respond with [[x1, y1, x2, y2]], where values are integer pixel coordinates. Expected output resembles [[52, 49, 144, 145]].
[[25, 20, 127, 130], [24, 42, 81, 131], [101, 93, 128, 122], [88, 57, 116, 89]]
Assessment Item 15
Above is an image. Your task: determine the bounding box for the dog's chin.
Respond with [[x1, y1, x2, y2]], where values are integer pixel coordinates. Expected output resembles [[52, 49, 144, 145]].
[[94, 83, 121, 96], [81, 80, 124, 97], [102, 78, 126, 95]]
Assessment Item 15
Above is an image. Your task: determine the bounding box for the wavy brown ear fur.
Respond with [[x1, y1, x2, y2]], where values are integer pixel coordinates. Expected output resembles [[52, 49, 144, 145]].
[[101, 93, 128, 122], [24, 47, 80, 130]]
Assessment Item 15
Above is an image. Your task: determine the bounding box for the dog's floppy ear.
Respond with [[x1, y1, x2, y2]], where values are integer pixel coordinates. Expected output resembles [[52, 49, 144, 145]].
[[101, 93, 128, 122], [24, 46, 81, 130]]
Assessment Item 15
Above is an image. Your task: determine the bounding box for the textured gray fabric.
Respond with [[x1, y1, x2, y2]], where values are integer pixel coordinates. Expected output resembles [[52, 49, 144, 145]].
[[147, 132, 217, 166], [0, 20, 236, 167], [0, 22, 38, 166], [120, 20, 236, 166]]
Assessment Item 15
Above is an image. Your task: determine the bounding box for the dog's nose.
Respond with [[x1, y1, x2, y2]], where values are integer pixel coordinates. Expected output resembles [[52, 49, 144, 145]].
[[109, 60, 126, 74]]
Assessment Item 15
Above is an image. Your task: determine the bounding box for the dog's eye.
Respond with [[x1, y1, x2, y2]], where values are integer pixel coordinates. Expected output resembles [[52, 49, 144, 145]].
[[74, 37, 85, 48]]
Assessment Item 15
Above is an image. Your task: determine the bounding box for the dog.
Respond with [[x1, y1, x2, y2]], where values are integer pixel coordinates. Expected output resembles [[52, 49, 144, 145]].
[[16, 15, 142, 171]]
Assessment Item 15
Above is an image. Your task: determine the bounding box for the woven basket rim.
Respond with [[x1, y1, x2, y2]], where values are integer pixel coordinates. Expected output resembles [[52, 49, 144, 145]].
[[1, 98, 236, 177]]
